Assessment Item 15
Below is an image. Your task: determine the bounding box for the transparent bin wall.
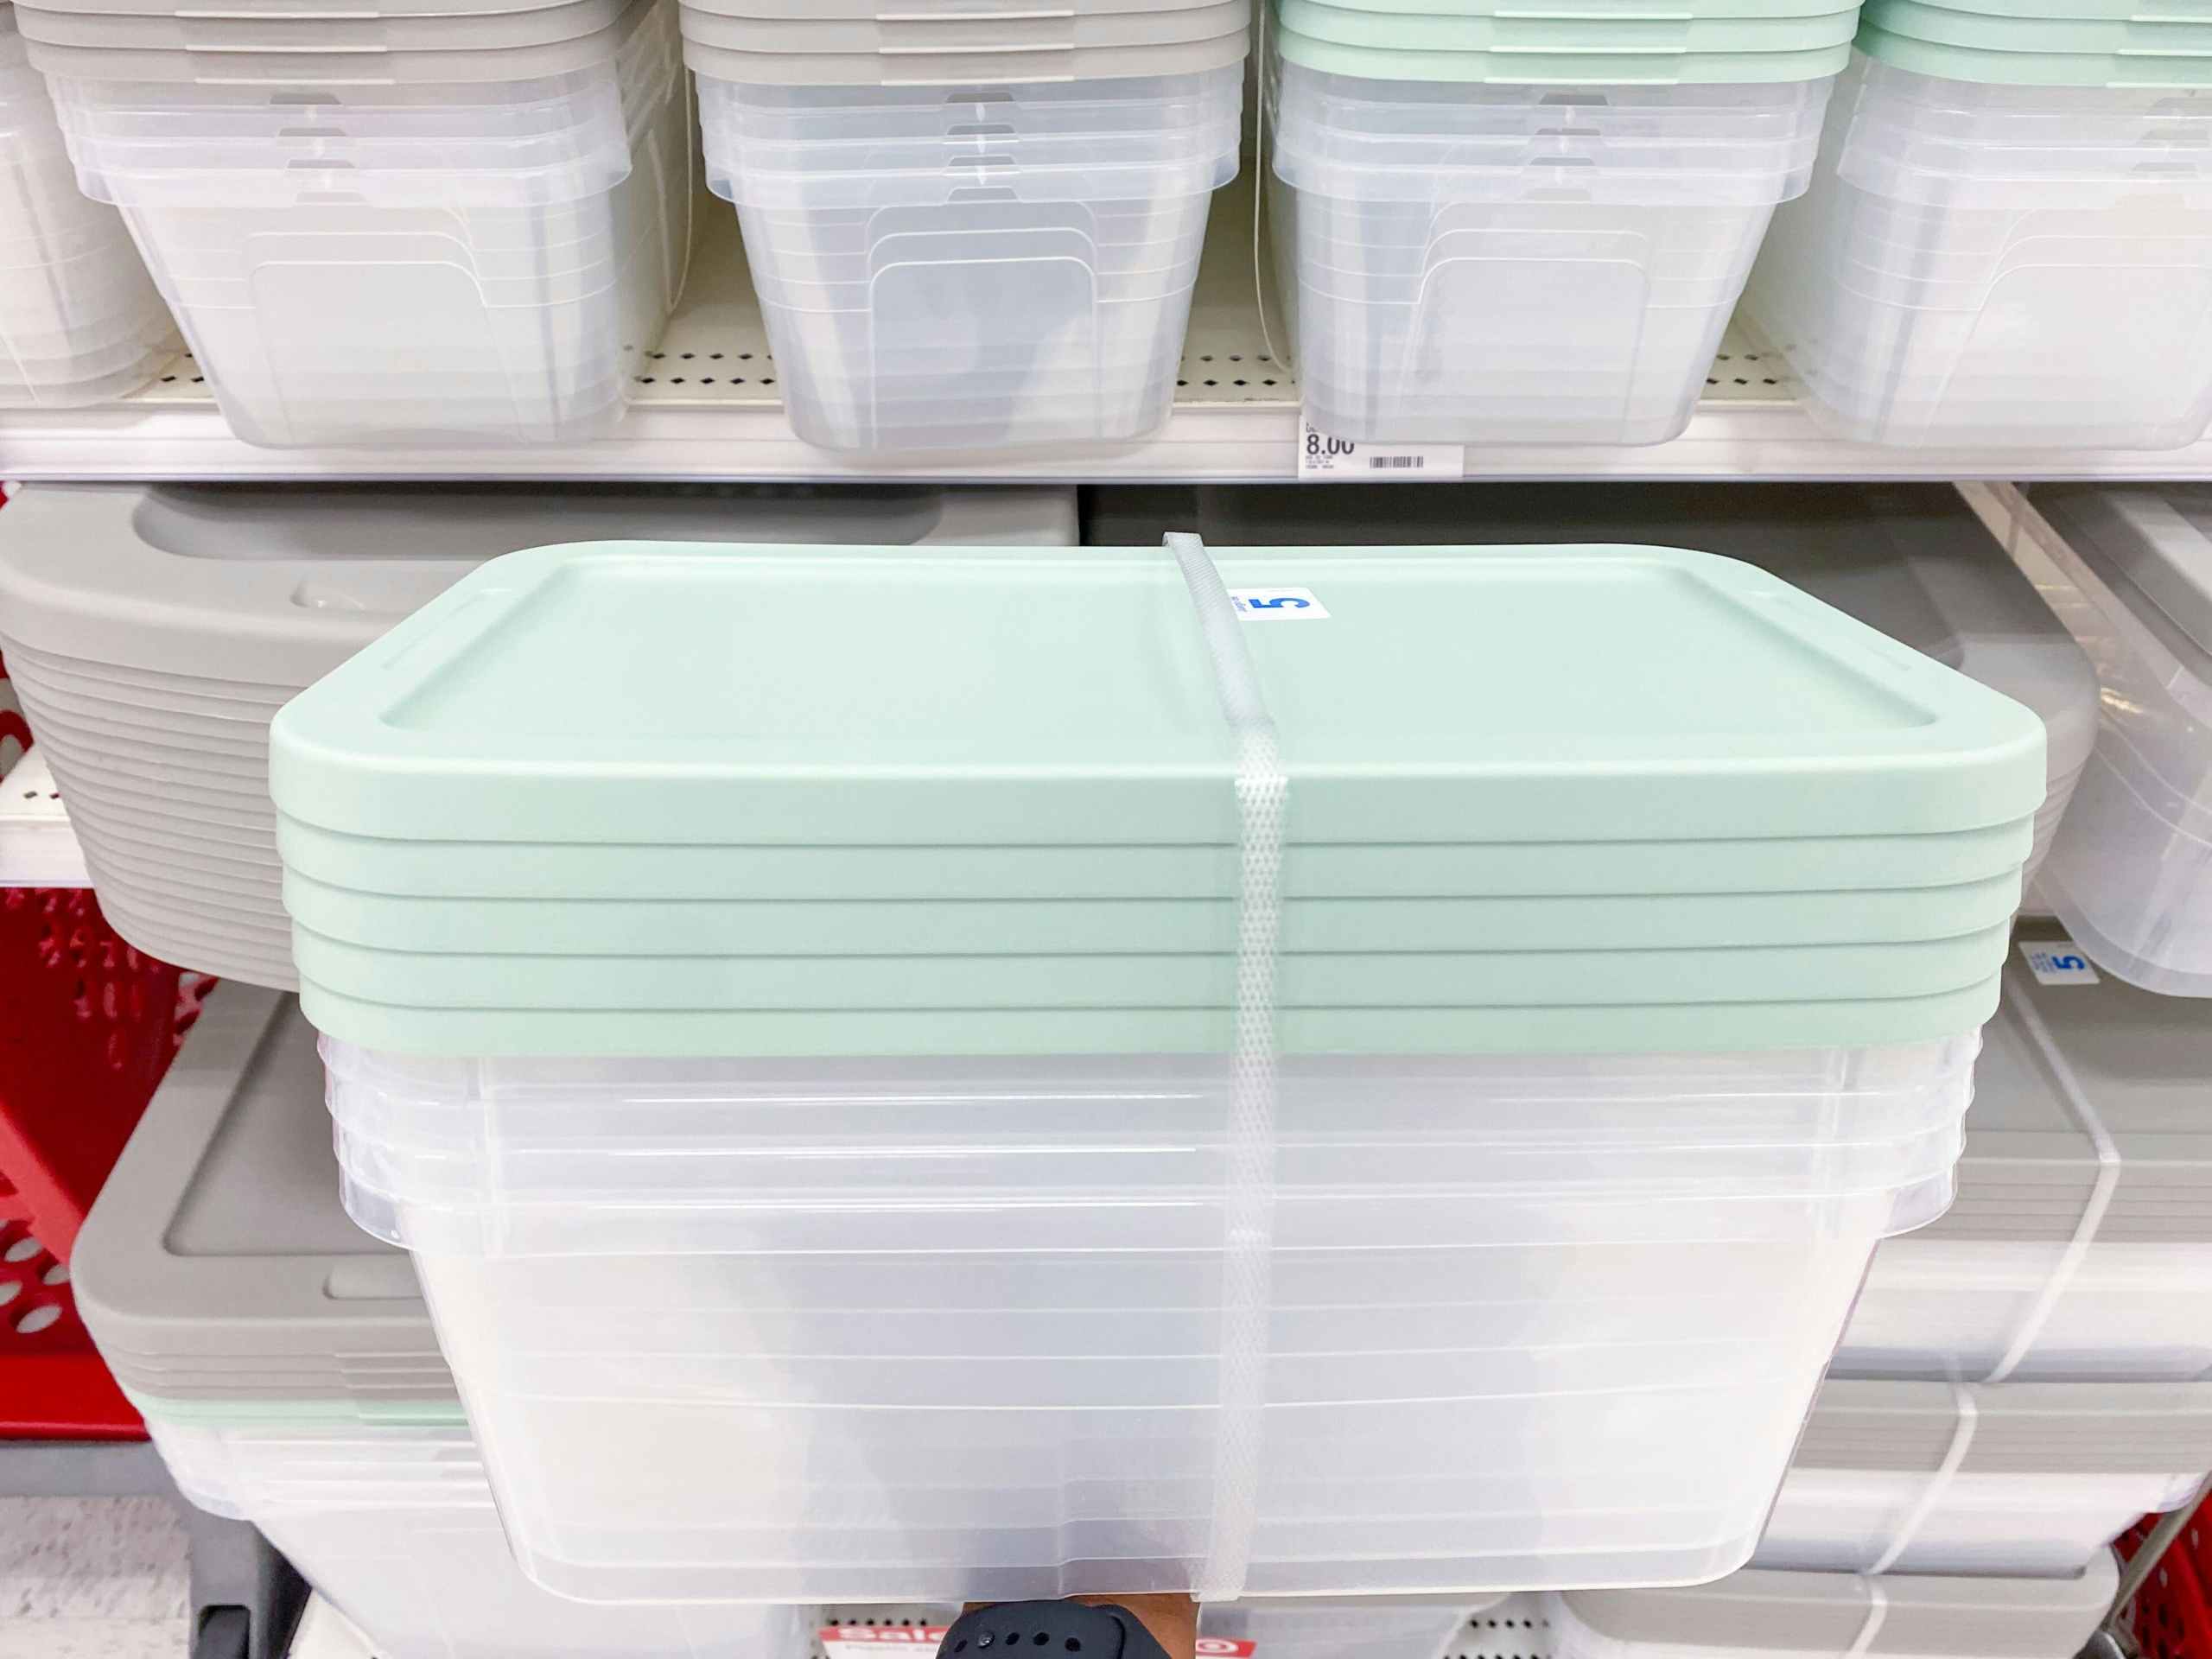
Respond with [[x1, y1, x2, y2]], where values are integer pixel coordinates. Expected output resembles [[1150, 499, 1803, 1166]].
[[2017, 488, 2212, 993], [1834, 1238, 2212, 1382], [140, 1414, 817, 1659], [1745, 59, 2212, 449], [0, 56, 174, 402], [1268, 69, 1828, 444], [1754, 1467, 2204, 1577], [328, 1037, 1973, 1599], [699, 70, 1238, 454], [91, 54, 687, 447], [409, 1204, 1898, 1602], [1199, 1599, 1498, 1659]]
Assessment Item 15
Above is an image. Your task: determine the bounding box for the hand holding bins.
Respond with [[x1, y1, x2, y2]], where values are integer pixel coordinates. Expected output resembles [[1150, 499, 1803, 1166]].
[[268, 536, 2041, 1603]]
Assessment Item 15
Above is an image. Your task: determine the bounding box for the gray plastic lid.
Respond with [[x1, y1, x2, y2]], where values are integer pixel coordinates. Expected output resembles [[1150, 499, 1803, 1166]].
[[673, 0, 1243, 53], [1908, 931, 2212, 1243], [2036, 486, 2212, 684], [679, 18, 1250, 82], [1796, 1376, 2212, 1473], [0, 482, 1077, 687], [71, 985, 446, 1391], [1092, 484, 2097, 797], [1560, 1552, 2116, 1657], [19, 0, 649, 79], [14, 0, 628, 53]]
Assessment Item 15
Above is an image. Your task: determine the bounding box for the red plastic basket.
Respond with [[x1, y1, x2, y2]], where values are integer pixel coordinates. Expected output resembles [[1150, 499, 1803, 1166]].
[[2122, 1514, 2212, 1659], [0, 886, 208, 1440]]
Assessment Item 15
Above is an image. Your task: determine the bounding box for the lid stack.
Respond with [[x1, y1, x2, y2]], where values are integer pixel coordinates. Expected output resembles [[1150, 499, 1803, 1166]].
[[0, 3, 174, 406], [683, 0, 1248, 453], [1087, 483, 2097, 879], [245, 535, 2045, 1603], [1264, 0, 1859, 446], [0, 481, 1078, 989], [1744, 40, 2212, 448], [12, 0, 689, 447]]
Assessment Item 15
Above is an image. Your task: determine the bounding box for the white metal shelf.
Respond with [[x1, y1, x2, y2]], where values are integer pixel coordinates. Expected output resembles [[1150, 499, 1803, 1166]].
[[11, 177, 2212, 483], [0, 747, 87, 887], [281, 1596, 1556, 1659]]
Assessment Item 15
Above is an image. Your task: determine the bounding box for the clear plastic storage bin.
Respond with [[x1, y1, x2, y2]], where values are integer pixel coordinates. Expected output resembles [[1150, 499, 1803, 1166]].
[[696, 67, 1242, 452], [137, 1402, 816, 1659], [1757, 1377, 2212, 1575], [2014, 486, 2212, 992], [1745, 54, 2212, 448], [324, 1033, 1978, 1602], [33, 0, 688, 446], [1199, 1599, 1501, 1659], [1835, 940, 2212, 1380], [1270, 62, 1833, 443], [1554, 1555, 2118, 1659], [0, 4, 174, 404]]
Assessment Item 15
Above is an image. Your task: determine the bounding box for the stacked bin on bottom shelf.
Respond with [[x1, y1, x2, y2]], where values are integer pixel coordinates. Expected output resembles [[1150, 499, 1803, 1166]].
[[682, 0, 1247, 451], [71, 984, 816, 1659], [1836, 941, 2212, 1380], [0, 5, 173, 406], [1264, 0, 1854, 444], [1999, 486, 2212, 993], [1554, 1558, 2119, 1659], [265, 538, 2044, 1601], [15, 0, 689, 447], [1745, 40, 2212, 448], [0, 481, 1077, 988]]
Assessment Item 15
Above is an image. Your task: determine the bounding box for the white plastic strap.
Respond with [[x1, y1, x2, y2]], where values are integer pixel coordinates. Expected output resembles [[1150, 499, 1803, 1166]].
[[1844, 1578, 1891, 1659], [1984, 979, 2124, 1383], [1865, 1383, 1978, 1576], [1166, 532, 1287, 1605]]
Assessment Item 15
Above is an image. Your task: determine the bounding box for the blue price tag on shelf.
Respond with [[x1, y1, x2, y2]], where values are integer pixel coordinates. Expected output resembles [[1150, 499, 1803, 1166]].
[[2020, 939, 2099, 986]]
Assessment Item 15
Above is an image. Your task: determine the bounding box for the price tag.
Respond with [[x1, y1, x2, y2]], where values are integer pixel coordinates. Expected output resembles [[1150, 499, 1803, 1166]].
[[1298, 416, 1464, 481], [2020, 938, 2100, 986]]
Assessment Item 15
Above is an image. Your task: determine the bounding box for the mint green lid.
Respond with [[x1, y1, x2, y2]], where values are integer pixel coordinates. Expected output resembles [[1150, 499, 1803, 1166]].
[[295, 978, 2005, 1057], [1273, 18, 1853, 74], [1309, 0, 1848, 19], [272, 817, 2037, 900], [1855, 21, 2212, 80], [1870, 0, 2212, 21], [288, 925, 2008, 1012], [269, 543, 2047, 849], [282, 870, 2024, 957], [1278, 0, 1858, 53], [1863, 0, 2212, 56]]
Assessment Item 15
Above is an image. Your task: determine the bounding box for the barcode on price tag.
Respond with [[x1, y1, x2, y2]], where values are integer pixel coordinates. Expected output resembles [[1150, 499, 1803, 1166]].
[[1298, 416, 1464, 480], [821, 1632, 1256, 1659]]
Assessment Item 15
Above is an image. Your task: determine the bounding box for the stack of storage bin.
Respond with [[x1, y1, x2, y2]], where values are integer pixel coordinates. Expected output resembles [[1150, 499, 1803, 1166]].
[[265, 537, 2044, 1601], [1554, 1559, 2118, 1659], [13, 0, 689, 446], [72, 984, 816, 1659], [0, 3, 173, 406], [683, 0, 1247, 452], [1745, 24, 2212, 448], [1265, 0, 1857, 443], [2004, 486, 2212, 993], [0, 481, 1077, 988], [1086, 482, 2095, 876]]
